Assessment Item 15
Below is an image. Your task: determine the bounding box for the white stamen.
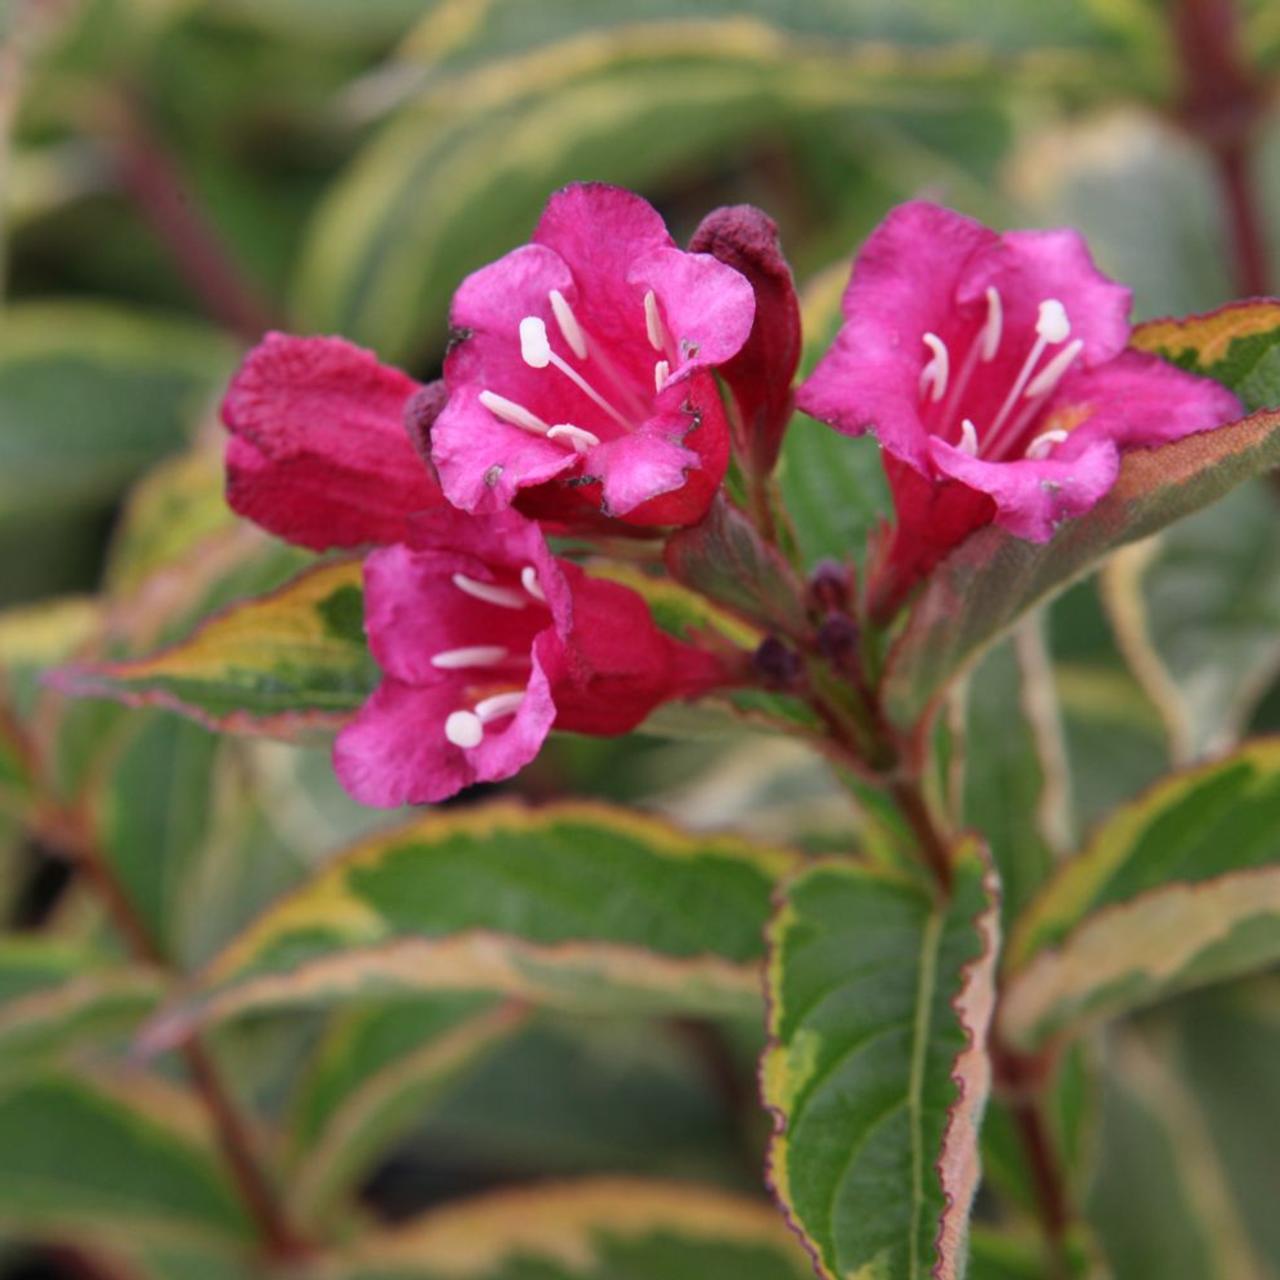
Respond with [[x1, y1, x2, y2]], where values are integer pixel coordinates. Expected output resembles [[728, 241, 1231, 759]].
[[475, 691, 525, 723], [1024, 338, 1083, 399], [981, 287, 1002, 361], [654, 359, 670, 393], [1025, 429, 1069, 460], [519, 315, 553, 368], [548, 289, 587, 359], [644, 290, 667, 352], [958, 418, 979, 456], [919, 332, 950, 403], [444, 710, 484, 749], [520, 565, 546, 602], [1036, 298, 1071, 344], [547, 423, 601, 453], [478, 390, 550, 436], [451, 573, 526, 610], [431, 645, 510, 670]]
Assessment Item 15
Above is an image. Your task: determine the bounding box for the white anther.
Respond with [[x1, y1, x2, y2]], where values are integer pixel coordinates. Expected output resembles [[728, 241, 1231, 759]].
[[981, 286, 1002, 361], [520, 565, 546, 603], [519, 315, 553, 368], [547, 423, 601, 453], [548, 289, 587, 359], [444, 710, 484, 749], [475, 691, 526, 723], [451, 573, 527, 610], [654, 359, 670, 393], [431, 645, 510, 670], [644, 290, 667, 352], [1024, 338, 1083, 400], [919, 332, 950, 403], [1024, 429, 1069, 460], [958, 418, 980, 457], [1036, 299, 1071, 345], [478, 390, 550, 436]]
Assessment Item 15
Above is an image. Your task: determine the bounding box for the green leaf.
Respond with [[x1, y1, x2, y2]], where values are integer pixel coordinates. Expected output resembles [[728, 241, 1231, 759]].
[[1100, 478, 1280, 762], [665, 497, 807, 636], [0, 939, 163, 1070], [286, 995, 523, 1229], [153, 801, 798, 1042], [0, 304, 235, 520], [58, 560, 377, 740], [1001, 739, 1280, 1049], [0, 1071, 251, 1247], [1134, 300, 1280, 415], [882, 405, 1280, 727], [328, 1177, 813, 1279], [778, 261, 892, 571], [762, 838, 999, 1280]]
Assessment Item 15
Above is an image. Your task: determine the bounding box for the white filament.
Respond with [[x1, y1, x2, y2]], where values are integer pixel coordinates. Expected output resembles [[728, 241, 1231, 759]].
[[451, 573, 526, 610], [547, 423, 601, 453], [1024, 339, 1083, 400], [919, 332, 950, 403], [475, 691, 525, 723], [981, 287, 1002, 361], [654, 359, 670, 393], [431, 645, 510, 670], [1025, 428, 1069, 460], [644, 289, 667, 352], [958, 418, 979, 457], [478, 390, 550, 436], [520, 565, 546, 603], [548, 289, 587, 359]]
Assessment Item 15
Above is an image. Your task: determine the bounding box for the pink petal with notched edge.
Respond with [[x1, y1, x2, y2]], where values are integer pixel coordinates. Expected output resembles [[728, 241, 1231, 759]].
[[222, 332, 440, 550], [929, 432, 1120, 543], [333, 657, 556, 808], [631, 245, 756, 379], [1052, 350, 1244, 455], [797, 202, 996, 470]]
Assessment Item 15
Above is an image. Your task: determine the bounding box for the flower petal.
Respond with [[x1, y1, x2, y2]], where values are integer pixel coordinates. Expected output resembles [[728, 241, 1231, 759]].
[[222, 333, 439, 550], [797, 202, 997, 469]]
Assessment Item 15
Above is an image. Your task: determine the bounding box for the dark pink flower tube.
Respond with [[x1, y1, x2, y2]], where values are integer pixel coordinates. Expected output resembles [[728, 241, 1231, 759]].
[[430, 183, 756, 527], [334, 508, 734, 807], [797, 201, 1242, 609], [222, 333, 444, 550]]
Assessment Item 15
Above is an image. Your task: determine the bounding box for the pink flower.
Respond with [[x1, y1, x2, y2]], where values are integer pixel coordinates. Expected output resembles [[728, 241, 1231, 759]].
[[797, 202, 1242, 608], [223, 333, 444, 550], [430, 183, 756, 527], [334, 507, 734, 807]]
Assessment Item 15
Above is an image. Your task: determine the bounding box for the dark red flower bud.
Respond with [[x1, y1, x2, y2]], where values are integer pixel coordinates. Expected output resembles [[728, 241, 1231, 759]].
[[689, 204, 801, 475]]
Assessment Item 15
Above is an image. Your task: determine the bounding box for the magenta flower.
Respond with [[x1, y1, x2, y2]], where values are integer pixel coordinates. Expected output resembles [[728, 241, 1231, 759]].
[[798, 202, 1241, 604], [430, 183, 756, 527], [223, 333, 444, 550], [334, 507, 734, 807]]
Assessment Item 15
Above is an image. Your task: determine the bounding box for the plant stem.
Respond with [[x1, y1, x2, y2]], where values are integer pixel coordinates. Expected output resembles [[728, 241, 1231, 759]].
[[888, 774, 952, 893], [103, 89, 277, 341], [62, 815, 309, 1262], [1172, 0, 1271, 297], [1008, 1094, 1072, 1278]]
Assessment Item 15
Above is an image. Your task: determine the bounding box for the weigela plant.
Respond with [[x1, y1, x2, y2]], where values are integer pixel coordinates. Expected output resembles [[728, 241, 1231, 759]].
[[54, 180, 1280, 1280]]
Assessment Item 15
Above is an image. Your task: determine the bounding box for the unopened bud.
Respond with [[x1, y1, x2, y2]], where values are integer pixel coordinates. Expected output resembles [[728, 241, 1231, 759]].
[[817, 613, 860, 674], [808, 559, 852, 616], [753, 635, 803, 688]]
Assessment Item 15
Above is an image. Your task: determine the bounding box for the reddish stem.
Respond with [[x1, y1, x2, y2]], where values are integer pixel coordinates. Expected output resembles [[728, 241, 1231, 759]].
[[1172, 0, 1271, 296], [63, 815, 309, 1262], [888, 774, 953, 893], [105, 90, 277, 341]]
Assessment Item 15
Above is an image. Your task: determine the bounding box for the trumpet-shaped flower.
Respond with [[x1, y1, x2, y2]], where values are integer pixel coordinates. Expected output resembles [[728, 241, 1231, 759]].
[[334, 508, 733, 806], [429, 183, 756, 527], [797, 201, 1241, 604]]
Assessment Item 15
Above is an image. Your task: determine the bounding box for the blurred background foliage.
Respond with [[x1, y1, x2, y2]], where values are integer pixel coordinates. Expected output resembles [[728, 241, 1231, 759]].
[[1, 1, 1279, 1277]]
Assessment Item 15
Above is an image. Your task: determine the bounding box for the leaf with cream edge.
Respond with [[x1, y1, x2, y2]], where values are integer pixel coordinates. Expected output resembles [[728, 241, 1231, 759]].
[[1133, 300, 1280, 415], [1000, 738, 1280, 1051], [145, 801, 797, 1048], [285, 995, 525, 1231], [882, 404, 1280, 728], [762, 837, 1000, 1280], [0, 939, 164, 1070], [0, 1070, 251, 1249], [54, 560, 377, 740], [326, 1177, 814, 1280]]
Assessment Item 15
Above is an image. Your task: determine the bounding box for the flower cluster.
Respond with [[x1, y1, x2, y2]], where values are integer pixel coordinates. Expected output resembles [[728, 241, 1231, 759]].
[[223, 185, 1240, 805]]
